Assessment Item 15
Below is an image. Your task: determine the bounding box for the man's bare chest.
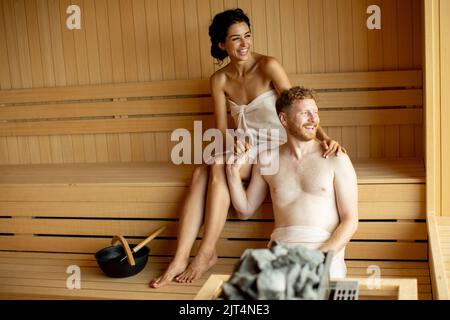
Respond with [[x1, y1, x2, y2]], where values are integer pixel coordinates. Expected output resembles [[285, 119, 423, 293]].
[[266, 156, 335, 200]]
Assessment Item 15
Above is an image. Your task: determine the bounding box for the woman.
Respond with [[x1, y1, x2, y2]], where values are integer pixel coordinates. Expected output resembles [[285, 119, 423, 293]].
[[149, 8, 344, 288]]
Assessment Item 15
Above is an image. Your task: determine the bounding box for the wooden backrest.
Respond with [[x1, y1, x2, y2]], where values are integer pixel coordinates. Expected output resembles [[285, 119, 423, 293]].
[[0, 70, 423, 164]]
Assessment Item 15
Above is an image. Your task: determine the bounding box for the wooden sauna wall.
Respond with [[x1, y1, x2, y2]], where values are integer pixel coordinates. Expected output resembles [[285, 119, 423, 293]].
[[0, 0, 423, 164]]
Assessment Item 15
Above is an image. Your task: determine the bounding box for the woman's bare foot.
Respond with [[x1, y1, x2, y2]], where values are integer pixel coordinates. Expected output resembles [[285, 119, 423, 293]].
[[149, 259, 189, 288], [175, 250, 217, 283]]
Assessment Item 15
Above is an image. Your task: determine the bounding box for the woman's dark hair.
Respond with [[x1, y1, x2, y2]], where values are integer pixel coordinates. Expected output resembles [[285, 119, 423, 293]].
[[208, 8, 251, 64]]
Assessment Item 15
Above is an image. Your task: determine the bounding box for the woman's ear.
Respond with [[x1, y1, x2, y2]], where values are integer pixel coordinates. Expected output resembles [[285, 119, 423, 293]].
[[218, 42, 226, 51]]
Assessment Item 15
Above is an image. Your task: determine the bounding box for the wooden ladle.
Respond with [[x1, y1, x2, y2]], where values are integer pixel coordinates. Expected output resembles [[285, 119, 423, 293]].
[[111, 226, 167, 265]]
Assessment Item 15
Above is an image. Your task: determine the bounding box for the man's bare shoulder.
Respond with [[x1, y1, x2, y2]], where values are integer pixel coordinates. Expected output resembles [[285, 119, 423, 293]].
[[254, 147, 281, 177], [329, 154, 357, 176]]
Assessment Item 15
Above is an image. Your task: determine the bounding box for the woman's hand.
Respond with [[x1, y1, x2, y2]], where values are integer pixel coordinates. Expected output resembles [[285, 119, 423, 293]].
[[226, 140, 251, 174], [321, 139, 347, 158]]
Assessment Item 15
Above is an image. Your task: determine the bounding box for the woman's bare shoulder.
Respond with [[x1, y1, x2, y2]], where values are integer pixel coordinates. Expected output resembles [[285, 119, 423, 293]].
[[258, 55, 283, 73], [210, 67, 228, 91]]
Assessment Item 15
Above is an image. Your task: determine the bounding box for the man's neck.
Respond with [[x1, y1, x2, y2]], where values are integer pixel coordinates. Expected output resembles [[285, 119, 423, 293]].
[[285, 136, 319, 160]]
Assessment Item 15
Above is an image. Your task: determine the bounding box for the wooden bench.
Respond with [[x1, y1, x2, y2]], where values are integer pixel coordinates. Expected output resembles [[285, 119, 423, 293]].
[[427, 215, 450, 299], [0, 70, 429, 299]]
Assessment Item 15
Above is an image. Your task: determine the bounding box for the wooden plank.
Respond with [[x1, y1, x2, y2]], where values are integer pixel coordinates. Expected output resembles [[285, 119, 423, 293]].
[[293, 0, 311, 73], [183, 0, 202, 79], [266, 0, 283, 62], [0, 109, 423, 137], [0, 158, 425, 184], [48, 0, 66, 86], [3, 0, 23, 88], [106, 134, 121, 162], [132, 0, 150, 82], [0, 200, 425, 220], [83, 0, 102, 84], [0, 89, 422, 121], [119, 0, 139, 82], [0, 181, 424, 203], [428, 215, 450, 299], [83, 135, 97, 163], [49, 136, 63, 164], [308, 0, 325, 73], [171, 0, 189, 79], [367, 0, 383, 71], [13, 0, 33, 88], [352, 0, 369, 71], [250, 0, 267, 55], [0, 284, 192, 300], [397, 0, 414, 69], [17, 136, 31, 164], [0, 70, 423, 104], [35, 0, 55, 87], [59, 0, 78, 86], [382, 0, 399, 70], [72, 135, 86, 163], [441, 0, 450, 218], [94, 134, 108, 162], [24, 0, 44, 88], [108, 0, 126, 83], [0, 236, 428, 260], [370, 125, 385, 158], [338, 0, 354, 72], [323, 0, 339, 73], [0, 138, 8, 164], [28, 136, 41, 164], [196, 0, 213, 78], [342, 127, 357, 158], [71, 0, 90, 85], [0, 1, 12, 89], [95, 0, 114, 83], [279, 0, 296, 73], [158, 0, 175, 80], [0, 219, 428, 241], [412, 0, 423, 69]]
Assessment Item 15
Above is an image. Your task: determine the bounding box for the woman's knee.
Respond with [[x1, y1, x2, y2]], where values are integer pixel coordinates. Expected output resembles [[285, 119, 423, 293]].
[[209, 164, 227, 186], [192, 165, 209, 184]]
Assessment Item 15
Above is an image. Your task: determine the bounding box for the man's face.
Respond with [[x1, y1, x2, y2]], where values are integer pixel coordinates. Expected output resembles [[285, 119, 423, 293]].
[[282, 99, 320, 141]]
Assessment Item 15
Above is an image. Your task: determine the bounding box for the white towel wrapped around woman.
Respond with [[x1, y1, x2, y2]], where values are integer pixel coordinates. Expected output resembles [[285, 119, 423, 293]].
[[269, 225, 347, 279]]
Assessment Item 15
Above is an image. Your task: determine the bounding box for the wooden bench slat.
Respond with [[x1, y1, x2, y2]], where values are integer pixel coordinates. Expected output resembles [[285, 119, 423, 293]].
[[0, 89, 422, 121], [0, 184, 424, 202], [0, 71, 422, 104], [0, 219, 428, 241], [0, 159, 426, 185], [0, 284, 192, 300], [0, 236, 428, 260], [0, 108, 422, 137], [0, 200, 426, 220]]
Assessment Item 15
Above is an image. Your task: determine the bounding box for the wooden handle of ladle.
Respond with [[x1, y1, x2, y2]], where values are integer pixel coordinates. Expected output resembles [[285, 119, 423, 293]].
[[133, 226, 167, 253], [111, 235, 136, 266]]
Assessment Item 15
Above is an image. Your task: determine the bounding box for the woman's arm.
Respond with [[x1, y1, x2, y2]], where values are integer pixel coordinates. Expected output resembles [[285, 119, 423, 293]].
[[210, 73, 228, 134], [263, 57, 292, 94]]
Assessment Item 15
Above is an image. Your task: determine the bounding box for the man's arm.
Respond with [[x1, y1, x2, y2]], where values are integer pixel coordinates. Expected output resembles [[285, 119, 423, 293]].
[[320, 155, 359, 253], [226, 162, 269, 220]]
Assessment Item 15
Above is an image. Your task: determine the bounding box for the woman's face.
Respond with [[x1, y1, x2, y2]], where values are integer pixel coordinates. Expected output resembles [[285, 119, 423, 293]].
[[219, 21, 252, 62]]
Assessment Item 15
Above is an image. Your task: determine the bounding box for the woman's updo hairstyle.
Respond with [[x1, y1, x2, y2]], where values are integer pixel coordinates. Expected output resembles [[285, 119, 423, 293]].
[[209, 8, 251, 64]]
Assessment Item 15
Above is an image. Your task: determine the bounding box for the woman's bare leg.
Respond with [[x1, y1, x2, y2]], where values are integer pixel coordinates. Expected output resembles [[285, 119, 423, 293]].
[[149, 165, 209, 288], [176, 163, 253, 283]]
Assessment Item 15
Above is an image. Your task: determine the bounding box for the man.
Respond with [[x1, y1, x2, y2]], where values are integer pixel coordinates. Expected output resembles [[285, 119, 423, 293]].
[[226, 86, 358, 278]]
